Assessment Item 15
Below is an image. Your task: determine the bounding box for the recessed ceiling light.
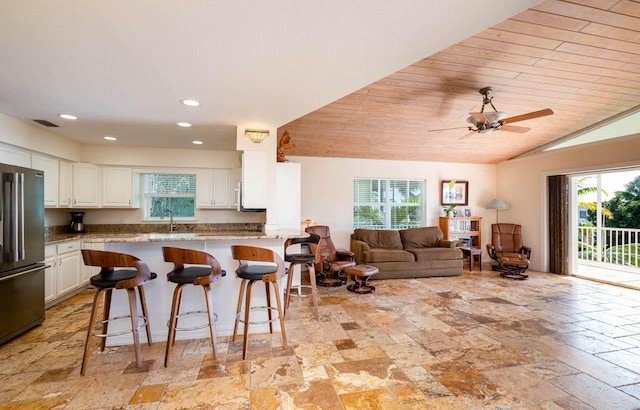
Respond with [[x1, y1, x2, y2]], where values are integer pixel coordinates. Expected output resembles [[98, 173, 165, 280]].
[[59, 114, 77, 120], [181, 99, 200, 107], [177, 122, 192, 128], [192, 140, 203, 145], [104, 136, 117, 141]]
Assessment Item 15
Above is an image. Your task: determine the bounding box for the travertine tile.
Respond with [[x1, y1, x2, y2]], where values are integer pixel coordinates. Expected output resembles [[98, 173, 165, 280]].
[[4, 269, 640, 409]]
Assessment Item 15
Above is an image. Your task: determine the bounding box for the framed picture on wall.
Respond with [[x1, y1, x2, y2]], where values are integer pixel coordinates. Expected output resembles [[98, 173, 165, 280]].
[[441, 180, 469, 206]]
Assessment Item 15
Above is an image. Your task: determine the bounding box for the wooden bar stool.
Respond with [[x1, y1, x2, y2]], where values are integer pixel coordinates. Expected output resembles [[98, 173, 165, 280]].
[[283, 233, 322, 320], [80, 249, 156, 375], [162, 247, 226, 367], [231, 245, 287, 360]]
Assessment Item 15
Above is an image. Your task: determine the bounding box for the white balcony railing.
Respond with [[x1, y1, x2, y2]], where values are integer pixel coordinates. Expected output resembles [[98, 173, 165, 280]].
[[577, 226, 640, 268]]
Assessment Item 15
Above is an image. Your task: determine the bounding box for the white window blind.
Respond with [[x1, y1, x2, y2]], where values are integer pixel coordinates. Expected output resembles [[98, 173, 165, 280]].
[[353, 178, 425, 229]]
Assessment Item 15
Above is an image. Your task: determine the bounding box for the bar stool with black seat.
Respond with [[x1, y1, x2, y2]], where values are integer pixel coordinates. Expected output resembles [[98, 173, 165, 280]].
[[162, 246, 226, 367], [231, 245, 287, 360], [283, 233, 322, 320], [80, 249, 157, 375]]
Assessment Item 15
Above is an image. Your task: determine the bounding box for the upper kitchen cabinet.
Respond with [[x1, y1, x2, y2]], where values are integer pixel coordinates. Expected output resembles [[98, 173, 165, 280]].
[[31, 154, 59, 207], [0, 143, 31, 168], [58, 161, 73, 207], [72, 163, 100, 207], [241, 151, 267, 210], [102, 167, 140, 208], [230, 168, 241, 209], [196, 169, 230, 208]]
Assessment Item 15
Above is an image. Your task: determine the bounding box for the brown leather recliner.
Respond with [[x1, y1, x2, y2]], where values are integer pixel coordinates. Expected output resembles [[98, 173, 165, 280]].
[[486, 223, 531, 279], [305, 225, 355, 286]]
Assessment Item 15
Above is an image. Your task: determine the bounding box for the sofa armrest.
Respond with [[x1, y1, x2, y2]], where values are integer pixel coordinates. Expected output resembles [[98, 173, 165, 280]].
[[486, 244, 497, 260], [438, 239, 459, 248], [521, 245, 532, 259], [350, 240, 369, 264]]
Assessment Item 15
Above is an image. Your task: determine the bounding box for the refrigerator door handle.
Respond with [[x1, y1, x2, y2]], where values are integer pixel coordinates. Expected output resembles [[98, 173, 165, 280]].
[[0, 264, 46, 282], [17, 172, 25, 261]]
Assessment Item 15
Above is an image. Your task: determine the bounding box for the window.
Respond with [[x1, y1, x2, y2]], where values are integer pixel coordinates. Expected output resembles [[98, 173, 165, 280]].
[[143, 173, 196, 219], [353, 178, 425, 229]]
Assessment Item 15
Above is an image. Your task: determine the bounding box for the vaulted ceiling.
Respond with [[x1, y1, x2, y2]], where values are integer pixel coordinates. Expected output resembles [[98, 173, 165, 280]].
[[280, 0, 640, 164], [1, 1, 639, 165]]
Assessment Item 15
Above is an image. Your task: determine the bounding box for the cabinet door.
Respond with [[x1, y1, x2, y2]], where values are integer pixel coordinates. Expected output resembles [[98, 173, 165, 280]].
[[242, 151, 267, 209], [31, 155, 59, 207], [82, 242, 104, 284], [196, 169, 230, 208], [72, 163, 100, 207], [212, 169, 230, 207], [230, 168, 241, 208], [44, 245, 57, 304], [57, 251, 82, 296], [57, 241, 82, 295], [102, 167, 136, 207], [59, 161, 73, 207], [0, 143, 31, 167], [196, 170, 214, 208]]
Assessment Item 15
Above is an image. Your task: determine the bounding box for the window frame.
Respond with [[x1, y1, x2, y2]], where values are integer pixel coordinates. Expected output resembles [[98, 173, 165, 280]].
[[353, 177, 426, 230], [142, 172, 197, 221]]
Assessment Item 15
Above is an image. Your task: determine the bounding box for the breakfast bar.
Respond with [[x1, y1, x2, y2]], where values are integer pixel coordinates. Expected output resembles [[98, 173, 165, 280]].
[[82, 231, 301, 346]]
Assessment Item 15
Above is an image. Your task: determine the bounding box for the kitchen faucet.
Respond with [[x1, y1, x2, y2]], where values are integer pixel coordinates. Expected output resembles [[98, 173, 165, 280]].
[[161, 209, 174, 232]]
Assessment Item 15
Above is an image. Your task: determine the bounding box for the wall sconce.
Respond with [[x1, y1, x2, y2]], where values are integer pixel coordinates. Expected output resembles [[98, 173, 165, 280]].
[[245, 128, 270, 143]]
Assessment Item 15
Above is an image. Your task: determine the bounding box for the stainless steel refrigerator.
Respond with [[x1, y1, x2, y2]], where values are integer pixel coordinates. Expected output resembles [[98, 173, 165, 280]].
[[0, 163, 45, 345]]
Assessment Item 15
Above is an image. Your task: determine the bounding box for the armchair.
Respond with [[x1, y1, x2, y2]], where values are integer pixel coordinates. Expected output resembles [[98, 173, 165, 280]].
[[486, 223, 531, 279], [305, 225, 356, 286]]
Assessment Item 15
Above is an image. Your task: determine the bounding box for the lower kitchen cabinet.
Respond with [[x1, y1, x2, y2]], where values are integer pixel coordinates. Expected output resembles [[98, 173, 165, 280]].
[[44, 240, 84, 307]]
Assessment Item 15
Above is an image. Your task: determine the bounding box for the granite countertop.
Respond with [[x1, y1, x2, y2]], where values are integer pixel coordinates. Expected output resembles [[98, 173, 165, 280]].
[[45, 230, 305, 244]]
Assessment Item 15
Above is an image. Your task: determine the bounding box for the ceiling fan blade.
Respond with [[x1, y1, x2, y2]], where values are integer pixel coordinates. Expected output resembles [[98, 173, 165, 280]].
[[500, 124, 530, 134], [503, 108, 554, 124], [459, 130, 476, 140]]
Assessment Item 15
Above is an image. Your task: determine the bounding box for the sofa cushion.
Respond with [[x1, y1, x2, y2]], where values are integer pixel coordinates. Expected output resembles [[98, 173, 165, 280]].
[[400, 227, 443, 248], [353, 229, 403, 250], [363, 249, 415, 263], [406, 247, 461, 261]]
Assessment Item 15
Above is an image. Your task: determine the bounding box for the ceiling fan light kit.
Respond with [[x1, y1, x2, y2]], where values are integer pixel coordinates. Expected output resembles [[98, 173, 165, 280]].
[[461, 87, 554, 139]]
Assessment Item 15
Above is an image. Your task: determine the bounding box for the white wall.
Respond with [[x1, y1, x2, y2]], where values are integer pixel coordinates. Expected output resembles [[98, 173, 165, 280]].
[[0, 113, 82, 161], [289, 155, 497, 251], [496, 133, 640, 272]]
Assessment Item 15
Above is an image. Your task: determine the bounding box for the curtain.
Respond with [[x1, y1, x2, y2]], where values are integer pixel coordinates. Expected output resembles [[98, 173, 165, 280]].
[[548, 175, 568, 274]]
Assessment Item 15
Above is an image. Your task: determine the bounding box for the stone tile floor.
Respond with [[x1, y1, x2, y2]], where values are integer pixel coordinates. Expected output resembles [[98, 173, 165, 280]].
[[3, 268, 640, 409]]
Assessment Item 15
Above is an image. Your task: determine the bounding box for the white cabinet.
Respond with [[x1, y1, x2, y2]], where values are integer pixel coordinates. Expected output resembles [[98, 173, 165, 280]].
[[102, 167, 139, 208], [82, 241, 104, 284], [230, 168, 241, 209], [31, 154, 59, 207], [196, 169, 230, 208], [72, 163, 100, 207], [44, 245, 57, 304], [59, 161, 73, 207], [45, 240, 84, 305], [56, 240, 83, 296], [0, 143, 31, 167], [276, 162, 301, 231], [241, 151, 267, 210]]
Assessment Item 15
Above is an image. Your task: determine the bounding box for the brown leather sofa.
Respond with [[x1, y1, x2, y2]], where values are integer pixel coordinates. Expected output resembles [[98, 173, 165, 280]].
[[350, 227, 463, 280]]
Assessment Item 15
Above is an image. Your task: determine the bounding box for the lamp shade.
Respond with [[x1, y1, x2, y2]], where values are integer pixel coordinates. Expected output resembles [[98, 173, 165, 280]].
[[486, 198, 510, 210]]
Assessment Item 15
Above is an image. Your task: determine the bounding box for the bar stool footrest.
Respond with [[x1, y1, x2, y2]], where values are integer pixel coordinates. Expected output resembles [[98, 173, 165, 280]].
[[236, 305, 282, 326], [93, 314, 149, 338]]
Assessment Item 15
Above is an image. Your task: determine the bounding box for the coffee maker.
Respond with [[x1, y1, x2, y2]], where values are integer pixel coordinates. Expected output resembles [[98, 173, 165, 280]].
[[69, 212, 85, 233]]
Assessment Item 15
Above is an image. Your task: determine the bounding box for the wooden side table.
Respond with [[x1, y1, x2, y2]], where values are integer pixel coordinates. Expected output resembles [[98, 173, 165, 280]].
[[460, 247, 482, 271]]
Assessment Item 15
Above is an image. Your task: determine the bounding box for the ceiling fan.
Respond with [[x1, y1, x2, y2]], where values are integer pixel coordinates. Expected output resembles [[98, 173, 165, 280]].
[[460, 87, 554, 139]]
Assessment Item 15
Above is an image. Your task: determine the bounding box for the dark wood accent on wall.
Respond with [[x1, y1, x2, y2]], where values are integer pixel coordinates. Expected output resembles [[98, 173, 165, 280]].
[[548, 174, 568, 275]]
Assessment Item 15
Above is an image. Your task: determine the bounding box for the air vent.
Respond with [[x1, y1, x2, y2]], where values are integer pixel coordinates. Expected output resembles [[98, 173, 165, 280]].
[[32, 119, 59, 127]]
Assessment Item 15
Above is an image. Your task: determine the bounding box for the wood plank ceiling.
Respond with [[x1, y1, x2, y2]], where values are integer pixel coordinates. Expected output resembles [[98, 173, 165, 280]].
[[278, 0, 640, 164]]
